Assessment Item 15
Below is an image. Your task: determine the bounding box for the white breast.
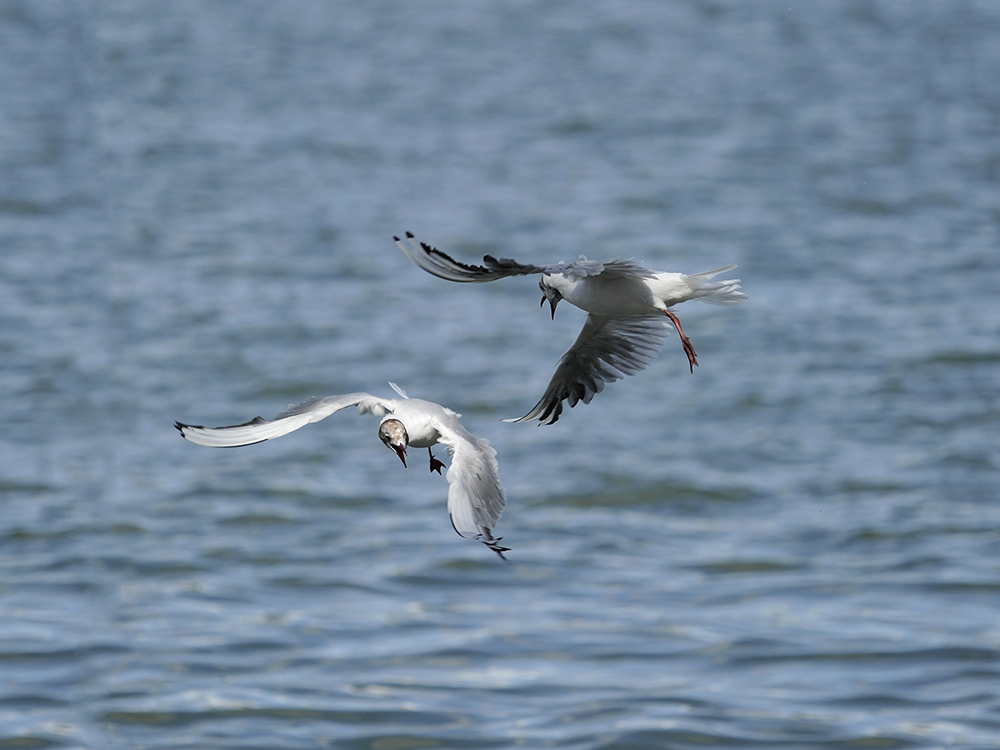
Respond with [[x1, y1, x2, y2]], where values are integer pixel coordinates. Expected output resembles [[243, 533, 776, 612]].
[[562, 275, 656, 317]]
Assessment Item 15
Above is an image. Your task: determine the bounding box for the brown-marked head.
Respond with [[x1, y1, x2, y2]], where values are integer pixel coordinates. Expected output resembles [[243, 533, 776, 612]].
[[378, 418, 409, 468]]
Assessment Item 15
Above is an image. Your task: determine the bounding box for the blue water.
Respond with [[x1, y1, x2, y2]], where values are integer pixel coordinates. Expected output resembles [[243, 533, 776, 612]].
[[3, 2, 1000, 748]]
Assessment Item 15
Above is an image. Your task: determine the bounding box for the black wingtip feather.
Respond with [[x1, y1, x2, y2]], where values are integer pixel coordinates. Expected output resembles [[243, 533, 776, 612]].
[[406, 231, 414, 238], [482, 534, 511, 561]]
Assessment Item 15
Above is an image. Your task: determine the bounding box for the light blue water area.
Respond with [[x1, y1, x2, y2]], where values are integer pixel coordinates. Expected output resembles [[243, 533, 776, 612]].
[[2, 2, 999, 748]]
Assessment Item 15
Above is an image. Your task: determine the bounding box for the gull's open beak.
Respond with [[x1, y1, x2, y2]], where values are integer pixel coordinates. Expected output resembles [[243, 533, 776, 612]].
[[540, 281, 561, 319], [392, 444, 407, 468], [541, 293, 559, 319]]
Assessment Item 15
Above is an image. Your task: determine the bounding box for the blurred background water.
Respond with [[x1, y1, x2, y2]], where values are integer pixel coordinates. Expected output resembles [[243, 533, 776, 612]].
[[2, 1, 1000, 748]]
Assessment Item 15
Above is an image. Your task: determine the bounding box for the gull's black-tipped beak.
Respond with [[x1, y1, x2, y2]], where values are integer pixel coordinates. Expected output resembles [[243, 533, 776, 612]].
[[392, 444, 407, 468], [540, 294, 546, 309], [548, 297, 558, 320]]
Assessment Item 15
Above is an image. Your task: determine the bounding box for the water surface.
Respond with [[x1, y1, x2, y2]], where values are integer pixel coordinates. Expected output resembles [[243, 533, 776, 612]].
[[2, 2, 999, 748]]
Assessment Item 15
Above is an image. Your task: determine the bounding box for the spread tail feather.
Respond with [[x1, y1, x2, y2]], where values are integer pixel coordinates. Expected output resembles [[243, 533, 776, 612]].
[[687, 265, 747, 306]]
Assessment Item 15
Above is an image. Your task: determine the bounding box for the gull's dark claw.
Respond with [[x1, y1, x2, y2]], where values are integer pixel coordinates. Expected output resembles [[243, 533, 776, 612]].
[[428, 448, 446, 474]]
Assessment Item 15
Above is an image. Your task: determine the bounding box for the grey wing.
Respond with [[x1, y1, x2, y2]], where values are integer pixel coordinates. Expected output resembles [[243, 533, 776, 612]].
[[394, 232, 545, 282], [436, 422, 510, 558], [562, 257, 655, 280], [175, 392, 391, 448], [395, 232, 653, 285], [505, 315, 670, 425]]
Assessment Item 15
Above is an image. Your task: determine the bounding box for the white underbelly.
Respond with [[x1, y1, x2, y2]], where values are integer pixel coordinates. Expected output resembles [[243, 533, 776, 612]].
[[568, 277, 657, 316]]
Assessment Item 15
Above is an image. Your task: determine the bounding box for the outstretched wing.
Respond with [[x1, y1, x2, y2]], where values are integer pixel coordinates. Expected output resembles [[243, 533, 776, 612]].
[[506, 314, 670, 426], [175, 392, 393, 448], [394, 232, 545, 283], [435, 420, 510, 559], [395, 232, 653, 284]]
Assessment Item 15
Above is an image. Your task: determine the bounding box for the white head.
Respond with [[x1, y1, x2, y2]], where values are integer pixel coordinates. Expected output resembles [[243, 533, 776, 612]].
[[539, 277, 563, 319], [378, 418, 409, 468]]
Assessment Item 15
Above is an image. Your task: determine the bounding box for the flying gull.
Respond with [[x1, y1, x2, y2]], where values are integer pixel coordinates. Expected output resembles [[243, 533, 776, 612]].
[[394, 232, 747, 425], [175, 383, 510, 558]]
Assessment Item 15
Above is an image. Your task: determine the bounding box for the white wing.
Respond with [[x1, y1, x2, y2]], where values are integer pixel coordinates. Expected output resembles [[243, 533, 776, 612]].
[[506, 314, 671, 425], [435, 420, 509, 559], [175, 392, 395, 447], [394, 232, 653, 283]]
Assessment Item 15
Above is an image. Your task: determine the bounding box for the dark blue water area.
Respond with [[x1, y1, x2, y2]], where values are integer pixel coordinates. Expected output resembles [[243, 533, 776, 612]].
[[1, 1, 999, 748]]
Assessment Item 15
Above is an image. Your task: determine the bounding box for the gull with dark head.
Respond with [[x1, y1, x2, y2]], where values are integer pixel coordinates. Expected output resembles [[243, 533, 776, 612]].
[[394, 232, 747, 425], [175, 383, 510, 559]]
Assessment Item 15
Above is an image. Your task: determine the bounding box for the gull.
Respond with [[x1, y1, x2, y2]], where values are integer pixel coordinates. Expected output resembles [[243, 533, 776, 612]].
[[174, 383, 510, 559], [394, 232, 747, 425]]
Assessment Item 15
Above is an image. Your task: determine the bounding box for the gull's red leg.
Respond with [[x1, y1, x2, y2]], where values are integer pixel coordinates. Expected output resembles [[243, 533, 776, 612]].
[[664, 309, 698, 373]]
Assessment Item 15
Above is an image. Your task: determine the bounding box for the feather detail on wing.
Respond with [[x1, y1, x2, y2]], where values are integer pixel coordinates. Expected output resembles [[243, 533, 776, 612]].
[[561, 257, 655, 280], [505, 315, 670, 426], [394, 232, 543, 282], [436, 424, 509, 558], [396, 232, 656, 286], [175, 392, 393, 447]]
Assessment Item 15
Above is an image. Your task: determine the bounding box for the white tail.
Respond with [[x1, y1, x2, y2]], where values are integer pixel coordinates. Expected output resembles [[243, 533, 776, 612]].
[[687, 265, 747, 306]]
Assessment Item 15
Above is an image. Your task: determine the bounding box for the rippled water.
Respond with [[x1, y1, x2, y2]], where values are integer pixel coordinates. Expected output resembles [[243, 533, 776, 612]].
[[3, 2, 1000, 748]]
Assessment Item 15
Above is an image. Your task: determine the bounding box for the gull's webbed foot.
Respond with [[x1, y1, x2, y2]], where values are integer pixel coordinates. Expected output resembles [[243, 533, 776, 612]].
[[428, 448, 446, 474]]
